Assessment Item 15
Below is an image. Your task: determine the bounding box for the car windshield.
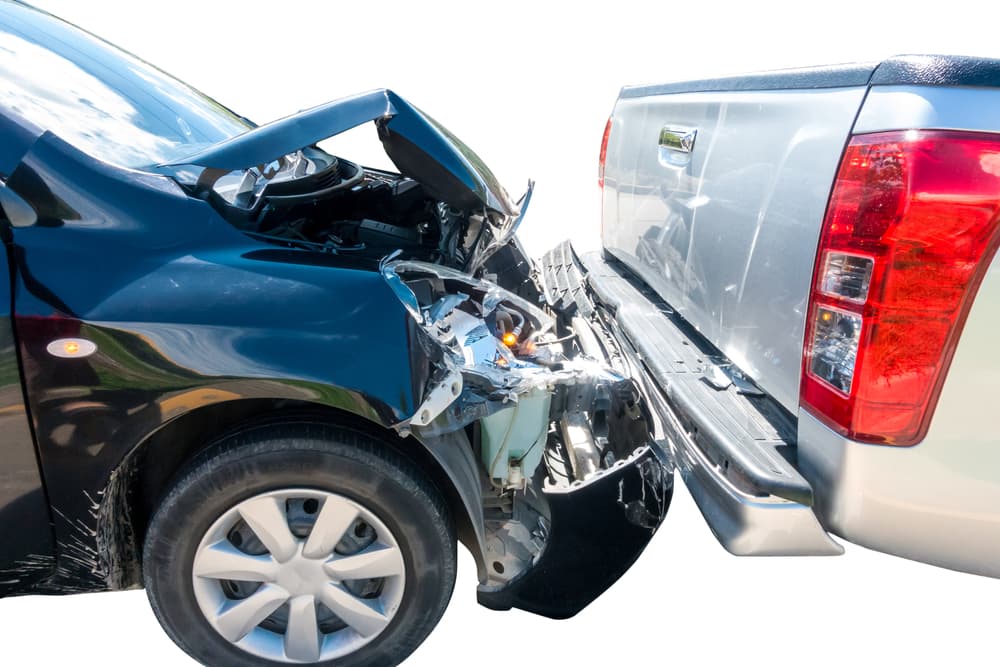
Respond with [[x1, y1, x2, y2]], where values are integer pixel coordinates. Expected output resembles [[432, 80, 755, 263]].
[[0, 2, 251, 168]]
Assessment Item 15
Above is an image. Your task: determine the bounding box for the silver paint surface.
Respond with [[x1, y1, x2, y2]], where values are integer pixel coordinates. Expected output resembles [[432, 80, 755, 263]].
[[798, 253, 1000, 576], [602, 87, 866, 411], [854, 85, 1000, 135]]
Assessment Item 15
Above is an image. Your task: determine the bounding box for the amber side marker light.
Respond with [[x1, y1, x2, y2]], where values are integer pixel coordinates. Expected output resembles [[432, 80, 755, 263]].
[[46, 338, 98, 359], [801, 130, 1000, 446]]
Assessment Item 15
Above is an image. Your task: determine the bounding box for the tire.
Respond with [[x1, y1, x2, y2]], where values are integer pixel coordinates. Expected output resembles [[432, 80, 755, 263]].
[[143, 422, 456, 667]]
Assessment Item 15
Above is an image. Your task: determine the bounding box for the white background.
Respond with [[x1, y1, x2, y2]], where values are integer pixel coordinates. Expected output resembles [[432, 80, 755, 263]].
[[3, 1, 999, 665]]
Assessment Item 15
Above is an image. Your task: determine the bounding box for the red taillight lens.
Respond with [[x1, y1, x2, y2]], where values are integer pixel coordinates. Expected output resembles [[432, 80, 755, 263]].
[[802, 130, 1000, 446], [598, 117, 612, 188]]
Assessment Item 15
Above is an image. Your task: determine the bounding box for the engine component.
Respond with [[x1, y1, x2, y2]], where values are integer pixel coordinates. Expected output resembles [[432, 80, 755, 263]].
[[357, 218, 421, 246]]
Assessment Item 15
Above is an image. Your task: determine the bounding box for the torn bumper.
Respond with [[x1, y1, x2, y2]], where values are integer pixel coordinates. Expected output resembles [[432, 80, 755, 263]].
[[382, 251, 674, 620], [477, 445, 672, 620]]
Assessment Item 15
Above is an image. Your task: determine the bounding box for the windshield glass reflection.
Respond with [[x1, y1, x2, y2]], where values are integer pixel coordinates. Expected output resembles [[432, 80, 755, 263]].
[[0, 3, 251, 168]]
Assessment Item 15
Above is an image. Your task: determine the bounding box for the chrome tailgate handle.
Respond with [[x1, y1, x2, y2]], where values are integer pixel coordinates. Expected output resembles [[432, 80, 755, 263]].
[[659, 126, 698, 153], [659, 126, 697, 167]]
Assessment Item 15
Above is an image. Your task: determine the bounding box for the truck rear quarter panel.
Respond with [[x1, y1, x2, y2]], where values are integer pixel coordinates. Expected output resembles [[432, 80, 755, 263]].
[[800, 252, 1000, 577], [798, 85, 1000, 577]]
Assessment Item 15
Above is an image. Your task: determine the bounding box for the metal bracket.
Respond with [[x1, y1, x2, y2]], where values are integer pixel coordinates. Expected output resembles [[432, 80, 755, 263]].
[[409, 369, 463, 427]]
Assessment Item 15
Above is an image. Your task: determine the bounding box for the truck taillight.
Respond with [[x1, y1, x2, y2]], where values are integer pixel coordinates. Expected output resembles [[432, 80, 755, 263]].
[[598, 117, 611, 188], [801, 130, 1000, 446]]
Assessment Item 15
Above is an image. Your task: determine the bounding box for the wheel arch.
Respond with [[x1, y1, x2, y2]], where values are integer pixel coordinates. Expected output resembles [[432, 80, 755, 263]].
[[101, 397, 485, 590]]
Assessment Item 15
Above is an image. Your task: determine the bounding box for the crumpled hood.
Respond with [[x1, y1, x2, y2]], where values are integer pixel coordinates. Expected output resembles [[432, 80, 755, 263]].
[[160, 89, 518, 217]]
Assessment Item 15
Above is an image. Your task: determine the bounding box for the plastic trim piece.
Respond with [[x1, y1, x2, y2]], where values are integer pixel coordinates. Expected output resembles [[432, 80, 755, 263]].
[[619, 54, 1000, 99], [620, 62, 875, 98], [870, 54, 1000, 88]]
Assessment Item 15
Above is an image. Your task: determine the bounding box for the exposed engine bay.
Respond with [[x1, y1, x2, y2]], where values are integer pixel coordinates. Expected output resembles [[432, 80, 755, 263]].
[[197, 142, 657, 492], [385, 259, 651, 481], [160, 89, 671, 614], [159, 88, 525, 276], [164, 153, 474, 274], [188, 148, 502, 272]]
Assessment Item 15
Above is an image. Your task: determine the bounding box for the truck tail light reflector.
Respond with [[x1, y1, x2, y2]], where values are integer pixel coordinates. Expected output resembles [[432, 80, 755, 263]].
[[818, 251, 874, 303], [809, 306, 862, 395], [801, 130, 1000, 446], [598, 117, 611, 188]]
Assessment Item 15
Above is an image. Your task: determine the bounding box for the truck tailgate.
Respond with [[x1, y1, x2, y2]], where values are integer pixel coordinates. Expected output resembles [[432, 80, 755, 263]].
[[602, 82, 867, 412]]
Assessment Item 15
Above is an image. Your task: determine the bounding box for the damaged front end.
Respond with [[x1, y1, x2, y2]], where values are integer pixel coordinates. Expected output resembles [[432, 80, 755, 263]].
[[157, 88, 672, 618], [385, 258, 672, 618]]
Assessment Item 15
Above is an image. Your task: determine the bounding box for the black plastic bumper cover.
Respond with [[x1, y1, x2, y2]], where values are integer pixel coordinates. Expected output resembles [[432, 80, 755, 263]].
[[477, 446, 672, 619]]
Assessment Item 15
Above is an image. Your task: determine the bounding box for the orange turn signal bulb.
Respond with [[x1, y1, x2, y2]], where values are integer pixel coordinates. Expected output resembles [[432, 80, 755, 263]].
[[501, 332, 518, 348], [63, 341, 81, 355]]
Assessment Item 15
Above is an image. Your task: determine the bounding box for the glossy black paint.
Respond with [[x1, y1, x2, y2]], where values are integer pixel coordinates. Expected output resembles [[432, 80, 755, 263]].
[[0, 0, 507, 595], [5, 132, 433, 592], [0, 228, 55, 595], [0, 112, 37, 179]]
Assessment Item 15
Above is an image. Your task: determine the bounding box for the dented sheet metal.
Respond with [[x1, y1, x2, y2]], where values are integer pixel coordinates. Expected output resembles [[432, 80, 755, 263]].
[[0, 0, 678, 631]]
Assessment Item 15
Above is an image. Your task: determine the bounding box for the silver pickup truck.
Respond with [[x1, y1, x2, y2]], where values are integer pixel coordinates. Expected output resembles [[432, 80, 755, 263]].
[[551, 54, 1000, 578]]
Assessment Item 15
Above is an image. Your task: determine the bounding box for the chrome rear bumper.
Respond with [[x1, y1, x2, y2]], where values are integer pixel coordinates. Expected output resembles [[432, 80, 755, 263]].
[[634, 345, 842, 556], [574, 246, 842, 557]]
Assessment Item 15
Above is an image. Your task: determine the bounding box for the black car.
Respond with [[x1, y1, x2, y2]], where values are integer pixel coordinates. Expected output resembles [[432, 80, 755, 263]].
[[0, 2, 671, 665]]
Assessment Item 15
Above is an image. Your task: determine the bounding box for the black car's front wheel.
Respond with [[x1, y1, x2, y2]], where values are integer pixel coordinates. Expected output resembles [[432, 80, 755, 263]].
[[143, 423, 456, 666]]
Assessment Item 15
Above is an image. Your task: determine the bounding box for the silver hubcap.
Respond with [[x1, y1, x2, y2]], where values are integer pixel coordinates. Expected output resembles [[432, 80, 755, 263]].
[[192, 489, 406, 664]]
